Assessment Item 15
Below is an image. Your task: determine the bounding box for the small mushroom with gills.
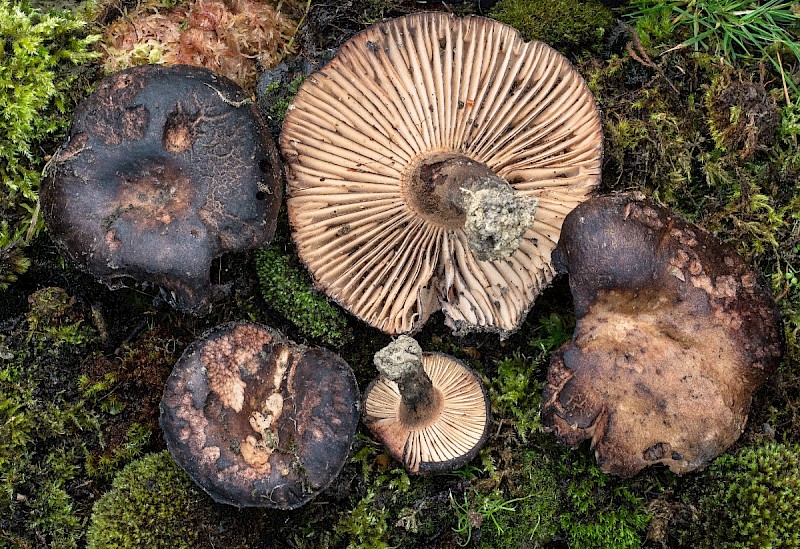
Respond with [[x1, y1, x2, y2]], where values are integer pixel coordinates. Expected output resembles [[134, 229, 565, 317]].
[[541, 195, 785, 476], [363, 336, 490, 474], [160, 322, 360, 509]]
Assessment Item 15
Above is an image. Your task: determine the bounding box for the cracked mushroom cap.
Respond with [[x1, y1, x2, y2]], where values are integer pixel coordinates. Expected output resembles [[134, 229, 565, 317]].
[[41, 64, 282, 314], [281, 12, 602, 336], [363, 350, 490, 474], [542, 195, 784, 476], [159, 322, 360, 508]]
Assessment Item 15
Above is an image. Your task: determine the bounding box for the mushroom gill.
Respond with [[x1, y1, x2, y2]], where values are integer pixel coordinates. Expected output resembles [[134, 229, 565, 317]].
[[363, 336, 490, 473], [281, 12, 602, 336]]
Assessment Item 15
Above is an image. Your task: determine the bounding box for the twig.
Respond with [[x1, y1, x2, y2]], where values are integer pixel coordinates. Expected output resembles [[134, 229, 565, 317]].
[[622, 23, 679, 95], [777, 51, 791, 106]]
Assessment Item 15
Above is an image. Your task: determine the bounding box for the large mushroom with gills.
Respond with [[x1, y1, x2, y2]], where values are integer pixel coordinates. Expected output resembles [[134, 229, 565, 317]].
[[541, 195, 785, 476], [160, 322, 360, 509], [41, 64, 282, 314], [281, 12, 603, 336], [363, 335, 490, 474]]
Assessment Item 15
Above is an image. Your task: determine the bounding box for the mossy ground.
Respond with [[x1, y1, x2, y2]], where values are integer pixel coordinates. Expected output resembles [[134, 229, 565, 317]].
[[1, 0, 799, 547]]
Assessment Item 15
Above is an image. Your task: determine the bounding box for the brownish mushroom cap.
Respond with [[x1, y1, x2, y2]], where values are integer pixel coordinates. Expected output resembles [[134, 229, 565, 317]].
[[542, 195, 784, 476], [160, 322, 360, 508], [41, 64, 282, 314], [281, 12, 602, 336], [363, 336, 490, 474]]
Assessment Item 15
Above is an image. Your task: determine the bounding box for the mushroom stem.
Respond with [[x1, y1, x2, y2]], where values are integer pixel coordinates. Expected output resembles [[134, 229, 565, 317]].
[[460, 183, 539, 262], [408, 153, 538, 261], [374, 336, 442, 426]]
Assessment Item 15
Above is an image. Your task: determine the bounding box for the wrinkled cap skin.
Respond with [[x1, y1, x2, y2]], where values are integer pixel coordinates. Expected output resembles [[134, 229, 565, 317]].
[[160, 322, 360, 509], [41, 64, 282, 314], [281, 12, 602, 337], [542, 195, 784, 476], [363, 352, 490, 474]]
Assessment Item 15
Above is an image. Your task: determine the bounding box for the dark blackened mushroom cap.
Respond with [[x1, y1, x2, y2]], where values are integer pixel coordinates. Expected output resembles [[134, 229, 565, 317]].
[[281, 12, 602, 336], [363, 336, 490, 474], [159, 322, 360, 508], [542, 195, 784, 476], [41, 64, 282, 314]]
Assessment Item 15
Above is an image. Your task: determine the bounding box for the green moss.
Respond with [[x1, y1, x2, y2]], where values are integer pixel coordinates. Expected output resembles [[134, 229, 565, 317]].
[[86, 451, 208, 548], [631, 4, 677, 51], [704, 70, 779, 159], [26, 287, 95, 350], [488, 313, 573, 441], [0, 288, 102, 547], [490, 0, 613, 54], [489, 353, 545, 441], [477, 451, 562, 547], [254, 242, 351, 347], [333, 443, 414, 548], [557, 452, 652, 548], [84, 422, 152, 481], [776, 100, 800, 172], [0, 221, 32, 291], [0, 1, 99, 265], [334, 488, 391, 548], [264, 75, 305, 129], [688, 442, 800, 548]]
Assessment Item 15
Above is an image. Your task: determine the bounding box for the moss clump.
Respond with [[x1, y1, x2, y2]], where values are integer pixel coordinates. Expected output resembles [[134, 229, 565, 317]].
[[489, 353, 545, 441], [100, 0, 296, 89], [0, 1, 99, 269], [334, 487, 391, 547], [86, 451, 209, 548], [1, 287, 101, 547], [557, 452, 651, 548], [488, 313, 573, 441], [477, 450, 561, 547], [254, 243, 351, 347], [26, 287, 95, 349], [705, 70, 779, 159], [490, 0, 613, 54], [259, 74, 306, 135], [0, 223, 31, 291], [689, 442, 800, 548]]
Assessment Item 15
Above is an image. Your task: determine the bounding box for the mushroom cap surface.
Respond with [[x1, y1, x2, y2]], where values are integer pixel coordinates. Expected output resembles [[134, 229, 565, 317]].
[[281, 12, 602, 336], [542, 195, 784, 476], [363, 352, 490, 474], [159, 322, 360, 509], [41, 64, 282, 314]]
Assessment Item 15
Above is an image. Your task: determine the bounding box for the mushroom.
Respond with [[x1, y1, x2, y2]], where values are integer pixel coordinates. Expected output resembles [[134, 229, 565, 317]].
[[541, 195, 784, 476], [41, 64, 282, 314], [159, 322, 360, 509], [363, 335, 490, 474], [281, 12, 602, 336]]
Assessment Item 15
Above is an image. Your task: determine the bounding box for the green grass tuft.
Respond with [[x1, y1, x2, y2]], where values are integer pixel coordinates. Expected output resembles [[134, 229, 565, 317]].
[[630, 0, 800, 96]]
